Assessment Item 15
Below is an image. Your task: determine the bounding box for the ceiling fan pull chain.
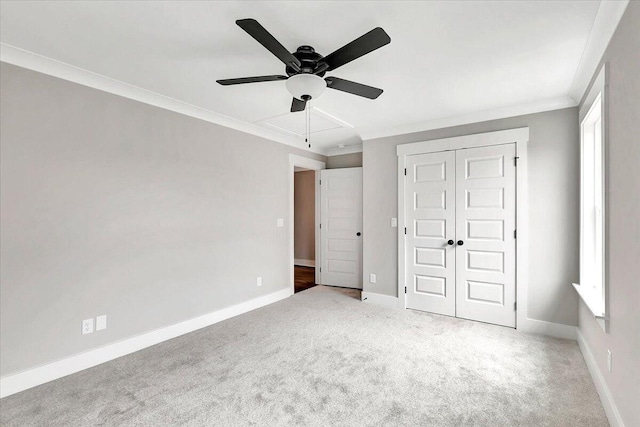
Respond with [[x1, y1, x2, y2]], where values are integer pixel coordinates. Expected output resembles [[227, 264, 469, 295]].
[[306, 100, 311, 148]]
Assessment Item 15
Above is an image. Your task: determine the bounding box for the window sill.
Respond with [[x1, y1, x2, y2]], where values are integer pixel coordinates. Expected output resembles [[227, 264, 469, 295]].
[[572, 283, 608, 332]]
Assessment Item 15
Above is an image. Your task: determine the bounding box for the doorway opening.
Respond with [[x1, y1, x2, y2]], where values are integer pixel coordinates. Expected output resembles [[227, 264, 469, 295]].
[[288, 154, 325, 296], [294, 168, 317, 293]]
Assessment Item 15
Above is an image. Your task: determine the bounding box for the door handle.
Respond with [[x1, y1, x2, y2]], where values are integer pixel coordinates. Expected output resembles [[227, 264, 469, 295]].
[[457, 240, 464, 246], [447, 240, 454, 246], [356, 232, 361, 236]]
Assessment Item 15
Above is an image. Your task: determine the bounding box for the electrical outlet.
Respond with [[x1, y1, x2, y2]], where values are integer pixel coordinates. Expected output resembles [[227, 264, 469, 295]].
[[276, 218, 284, 227], [257, 276, 262, 287], [369, 273, 376, 283], [82, 318, 94, 335], [96, 315, 107, 331], [607, 349, 612, 372], [391, 218, 398, 227]]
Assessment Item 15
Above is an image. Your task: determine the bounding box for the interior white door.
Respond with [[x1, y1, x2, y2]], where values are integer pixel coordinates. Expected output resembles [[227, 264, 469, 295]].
[[320, 167, 363, 289], [455, 144, 516, 327], [405, 151, 456, 316]]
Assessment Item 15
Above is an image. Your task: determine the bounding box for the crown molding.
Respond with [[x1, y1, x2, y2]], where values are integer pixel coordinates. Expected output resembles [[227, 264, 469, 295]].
[[326, 144, 363, 156], [5, 0, 624, 155], [0, 43, 327, 156], [360, 96, 577, 142], [569, 0, 629, 104]]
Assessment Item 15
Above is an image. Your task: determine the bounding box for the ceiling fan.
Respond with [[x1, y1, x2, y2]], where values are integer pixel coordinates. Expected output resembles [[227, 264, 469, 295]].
[[217, 19, 391, 112]]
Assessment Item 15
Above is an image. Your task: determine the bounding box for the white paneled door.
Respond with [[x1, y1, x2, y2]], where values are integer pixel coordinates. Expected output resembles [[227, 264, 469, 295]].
[[320, 168, 363, 289], [455, 144, 516, 327], [405, 151, 457, 316], [405, 144, 516, 327]]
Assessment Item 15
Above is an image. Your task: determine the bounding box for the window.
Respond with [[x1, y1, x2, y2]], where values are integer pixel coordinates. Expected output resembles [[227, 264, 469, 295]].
[[574, 65, 607, 324]]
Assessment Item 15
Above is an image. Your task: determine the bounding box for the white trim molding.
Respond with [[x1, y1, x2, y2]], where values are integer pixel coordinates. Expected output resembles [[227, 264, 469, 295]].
[[398, 129, 527, 326], [361, 97, 575, 141], [573, 282, 607, 331], [361, 292, 399, 309], [396, 127, 577, 339], [0, 43, 326, 156], [294, 259, 316, 268], [574, 63, 609, 333], [396, 127, 530, 156], [569, 0, 629, 103], [0, 288, 291, 399], [577, 328, 626, 427], [518, 318, 576, 341], [326, 144, 364, 156], [289, 155, 325, 294]]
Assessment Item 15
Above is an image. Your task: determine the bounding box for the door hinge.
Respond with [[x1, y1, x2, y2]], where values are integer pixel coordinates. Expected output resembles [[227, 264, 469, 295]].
[[404, 286, 407, 294], [320, 267, 322, 272], [514, 229, 517, 238], [319, 223, 322, 229], [319, 179, 321, 185], [514, 156, 520, 166], [514, 301, 517, 311], [404, 227, 407, 235], [404, 168, 407, 176]]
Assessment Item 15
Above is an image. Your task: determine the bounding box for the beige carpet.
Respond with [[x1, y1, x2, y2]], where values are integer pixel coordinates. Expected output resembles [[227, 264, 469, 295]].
[[0, 286, 608, 426]]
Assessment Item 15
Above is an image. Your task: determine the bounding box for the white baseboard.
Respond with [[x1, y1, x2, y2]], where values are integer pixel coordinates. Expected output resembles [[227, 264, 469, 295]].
[[294, 259, 315, 268], [0, 288, 291, 399], [361, 291, 399, 309], [576, 328, 626, 427], [517, 317, 577, 340]]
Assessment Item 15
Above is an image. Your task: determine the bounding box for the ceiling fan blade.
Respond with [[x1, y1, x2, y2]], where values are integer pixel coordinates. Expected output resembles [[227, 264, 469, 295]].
[[216, 75, 288, 85], [291, 97, 307, 112], [236, 19, 301, 70], [322, 27, 390, 71], [325, 77, 383, 99]]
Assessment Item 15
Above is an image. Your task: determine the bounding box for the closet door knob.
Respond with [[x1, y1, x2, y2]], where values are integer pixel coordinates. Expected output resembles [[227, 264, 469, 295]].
[[457, 240, 464, 246], [447, 240, 454, 245], [356, 232, 361, 236]]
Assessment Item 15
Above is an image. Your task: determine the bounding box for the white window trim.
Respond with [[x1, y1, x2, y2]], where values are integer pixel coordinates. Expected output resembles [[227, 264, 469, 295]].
[[573, 63, 608, 331]]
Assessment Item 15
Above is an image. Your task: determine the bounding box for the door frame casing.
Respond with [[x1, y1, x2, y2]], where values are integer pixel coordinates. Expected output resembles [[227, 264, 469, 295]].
[[397, 127, 529, 329], [289, 155, 325, 296]]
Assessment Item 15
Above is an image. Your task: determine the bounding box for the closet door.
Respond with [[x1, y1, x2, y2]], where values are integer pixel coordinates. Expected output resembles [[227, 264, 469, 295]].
[[455, 144, 516, 327], [405, 151, 456, 316]]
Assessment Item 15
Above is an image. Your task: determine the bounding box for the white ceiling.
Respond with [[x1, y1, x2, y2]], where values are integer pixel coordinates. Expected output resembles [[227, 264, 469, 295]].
[[0, 1, 626, 154]]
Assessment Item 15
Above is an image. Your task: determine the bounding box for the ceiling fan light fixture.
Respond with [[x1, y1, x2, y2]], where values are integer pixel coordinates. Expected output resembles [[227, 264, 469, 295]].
[[286, 74, 326, 101]]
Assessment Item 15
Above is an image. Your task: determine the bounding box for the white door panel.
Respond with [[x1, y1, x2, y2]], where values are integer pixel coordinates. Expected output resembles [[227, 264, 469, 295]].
[[403, 144, 516, 328], [455, 144, 516, 327], [320, 168, 362, 289], [405, 151, 456, 316]]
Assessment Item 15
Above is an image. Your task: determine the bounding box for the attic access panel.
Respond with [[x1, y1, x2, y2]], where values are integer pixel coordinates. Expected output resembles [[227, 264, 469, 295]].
[[257, 109, 351, 137]]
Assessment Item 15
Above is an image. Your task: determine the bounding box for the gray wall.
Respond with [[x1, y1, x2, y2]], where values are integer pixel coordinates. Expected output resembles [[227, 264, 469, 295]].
[[0, 63, 325, 376], [326, 152, 362, 169], [577, 3, 640, 425], [363, 107, 580, 326], [294, 171, 315, 262]]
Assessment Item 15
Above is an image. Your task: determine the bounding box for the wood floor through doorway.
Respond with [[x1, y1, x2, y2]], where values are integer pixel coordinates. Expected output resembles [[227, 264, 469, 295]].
[[294, 266, 316, 293]]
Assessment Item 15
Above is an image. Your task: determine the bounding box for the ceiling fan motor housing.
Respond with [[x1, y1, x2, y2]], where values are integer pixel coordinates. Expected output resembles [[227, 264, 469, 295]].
[[285, 46, 327, 76]]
